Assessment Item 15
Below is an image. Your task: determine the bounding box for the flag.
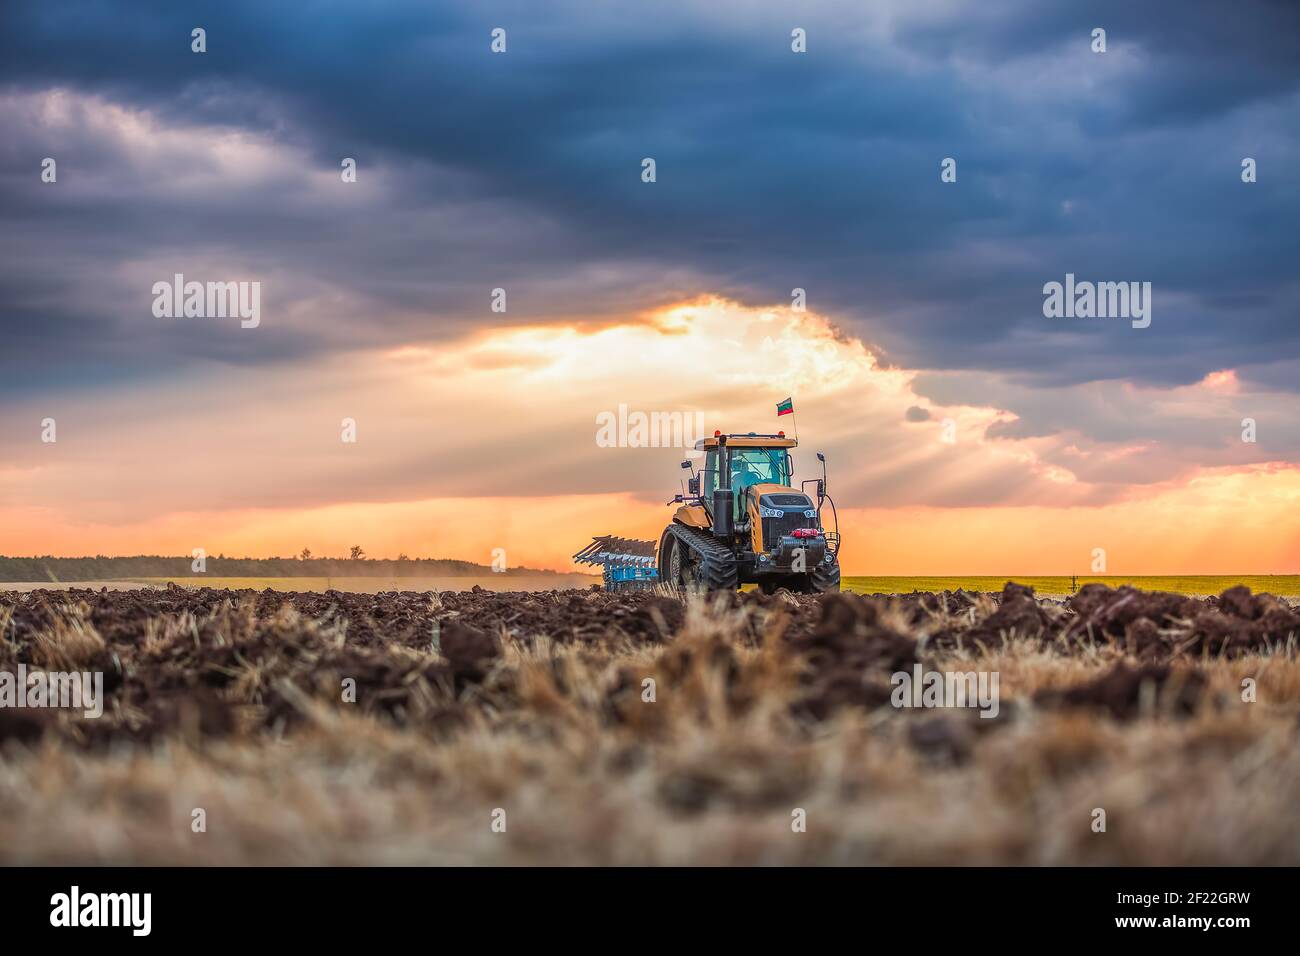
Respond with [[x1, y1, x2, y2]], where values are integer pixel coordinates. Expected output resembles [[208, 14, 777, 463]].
[[776, 397, 794, 417]]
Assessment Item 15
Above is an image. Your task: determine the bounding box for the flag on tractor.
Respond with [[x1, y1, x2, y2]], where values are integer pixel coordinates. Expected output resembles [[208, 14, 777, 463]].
[[776, 397, 794, 417]]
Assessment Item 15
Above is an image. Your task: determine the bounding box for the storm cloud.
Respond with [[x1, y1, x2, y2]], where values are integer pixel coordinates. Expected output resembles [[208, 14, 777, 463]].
[[1, 0, 1297, 450]]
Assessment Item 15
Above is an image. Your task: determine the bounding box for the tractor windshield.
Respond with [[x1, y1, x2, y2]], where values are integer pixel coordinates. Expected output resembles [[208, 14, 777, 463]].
[[729, 447, 791, 489], [704, 446, 791, 493]]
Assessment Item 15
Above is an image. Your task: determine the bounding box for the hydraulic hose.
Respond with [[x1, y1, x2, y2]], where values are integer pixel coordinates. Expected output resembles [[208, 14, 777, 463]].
[[819, 493, 841, 556]]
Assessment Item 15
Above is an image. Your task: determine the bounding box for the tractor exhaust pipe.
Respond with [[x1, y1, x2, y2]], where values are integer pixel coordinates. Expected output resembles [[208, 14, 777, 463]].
[[712, 434, 733, 538], [712, 488, 732, 537]]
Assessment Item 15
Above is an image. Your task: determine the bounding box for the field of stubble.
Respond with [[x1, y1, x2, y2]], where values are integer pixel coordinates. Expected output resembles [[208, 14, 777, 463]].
[[1, 582, 1298, 865]]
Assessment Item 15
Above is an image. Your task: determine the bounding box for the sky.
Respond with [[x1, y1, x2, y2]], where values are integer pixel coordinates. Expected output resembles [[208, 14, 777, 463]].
[[1, 0, 1298, 574]]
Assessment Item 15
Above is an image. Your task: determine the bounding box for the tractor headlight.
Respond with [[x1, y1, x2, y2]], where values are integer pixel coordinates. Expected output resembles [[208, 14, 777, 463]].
[[803, 509, 816, 518], [759, 507, 784, 518]]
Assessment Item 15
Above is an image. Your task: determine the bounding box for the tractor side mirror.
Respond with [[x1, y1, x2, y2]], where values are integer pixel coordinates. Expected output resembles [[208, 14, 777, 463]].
[[680, 460, 692, 469]]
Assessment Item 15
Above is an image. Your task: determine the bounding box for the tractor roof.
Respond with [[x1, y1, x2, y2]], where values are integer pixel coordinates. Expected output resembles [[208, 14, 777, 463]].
[[693, 432, 797, 450]]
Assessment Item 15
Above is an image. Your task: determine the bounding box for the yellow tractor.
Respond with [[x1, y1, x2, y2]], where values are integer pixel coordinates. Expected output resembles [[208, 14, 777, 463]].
[[658, 431, 841, 593]]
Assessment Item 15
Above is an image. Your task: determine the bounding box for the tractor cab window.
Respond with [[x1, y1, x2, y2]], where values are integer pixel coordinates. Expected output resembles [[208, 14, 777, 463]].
[[704, 449, 720, 494], [729, 447, 791, 490], [701, 445, 793, 523], [703, 447, 791, 494]]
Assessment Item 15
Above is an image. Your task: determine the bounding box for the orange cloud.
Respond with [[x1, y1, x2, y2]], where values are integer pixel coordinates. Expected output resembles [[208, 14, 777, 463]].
[[2, 297, 1297, 574]]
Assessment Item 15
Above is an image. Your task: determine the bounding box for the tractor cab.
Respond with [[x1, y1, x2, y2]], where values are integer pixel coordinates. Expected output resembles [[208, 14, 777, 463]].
[[698, 434, 796, 517]]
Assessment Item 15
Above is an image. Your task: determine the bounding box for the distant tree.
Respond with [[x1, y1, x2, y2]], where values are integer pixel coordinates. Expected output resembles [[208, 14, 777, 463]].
[[349, 545, 366, 560], [299, 548, 313, 560], [397, 552, 410, 561]]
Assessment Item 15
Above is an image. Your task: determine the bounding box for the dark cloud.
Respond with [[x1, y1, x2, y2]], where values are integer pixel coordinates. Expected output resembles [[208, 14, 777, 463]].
[[1, 0, 1297, 444]]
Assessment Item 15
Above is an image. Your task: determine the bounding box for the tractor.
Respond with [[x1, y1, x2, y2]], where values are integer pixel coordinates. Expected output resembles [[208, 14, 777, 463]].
[[657, 431, 841, 593]]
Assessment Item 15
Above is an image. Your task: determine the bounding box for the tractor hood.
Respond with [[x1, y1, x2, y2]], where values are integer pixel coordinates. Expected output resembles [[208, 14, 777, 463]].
[[748, 482, 805, 501]]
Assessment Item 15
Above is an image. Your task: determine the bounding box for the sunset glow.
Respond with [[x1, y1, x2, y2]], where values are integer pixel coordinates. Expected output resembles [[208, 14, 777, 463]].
[[3, 296, 1297, 573]]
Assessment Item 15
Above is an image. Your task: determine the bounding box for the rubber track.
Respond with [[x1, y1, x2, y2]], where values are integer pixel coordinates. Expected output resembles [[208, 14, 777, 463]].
[[666, 523, 739, 591], [808, 559, 841, 593]]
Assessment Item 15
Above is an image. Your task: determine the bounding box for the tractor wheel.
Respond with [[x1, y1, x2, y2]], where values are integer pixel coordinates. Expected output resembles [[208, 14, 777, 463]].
[[658, 529, 687, 589], [789, 559, 841, 594], [668, 537, 689, 588], [807, 559, 841, 594]]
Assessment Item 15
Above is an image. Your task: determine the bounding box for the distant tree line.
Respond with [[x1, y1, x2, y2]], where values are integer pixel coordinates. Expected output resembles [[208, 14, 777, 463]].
[[0, 554, 575, 581]]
